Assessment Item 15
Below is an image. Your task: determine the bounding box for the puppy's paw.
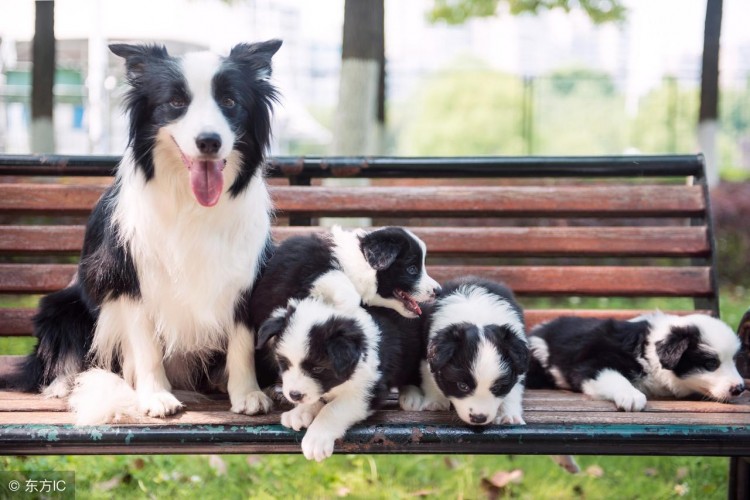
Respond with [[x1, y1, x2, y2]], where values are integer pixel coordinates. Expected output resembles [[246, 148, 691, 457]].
[[494, 411, 526, 425], [281, 404, 319, 431], [301, 428, 337, 462], [613, 389, 647, 412], [399, 385, 425, 411], [139, 390, 183, 418], [230, 390, 273, 415], [421, 397, 451, 412], [42, 376, 72, 399]]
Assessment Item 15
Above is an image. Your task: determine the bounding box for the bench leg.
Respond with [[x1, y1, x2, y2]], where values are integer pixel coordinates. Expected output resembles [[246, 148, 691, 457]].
[[729, 457, 750, 500]]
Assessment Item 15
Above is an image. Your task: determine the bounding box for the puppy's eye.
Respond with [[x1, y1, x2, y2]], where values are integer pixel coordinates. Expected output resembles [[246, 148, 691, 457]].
[[704, 359, 720, 372], [407, 265, 419, 275], [221, 97, 236, 108], [170, 97, 187, 109], [311, 367, 325, 374], [457, 382, 471, 393]]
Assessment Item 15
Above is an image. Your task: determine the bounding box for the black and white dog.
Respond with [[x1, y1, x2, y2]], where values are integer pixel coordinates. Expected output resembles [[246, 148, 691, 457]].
[[248, 226, 441, 328], [1, 41, 282, 424], [256, 298, 422, 461], [400, 277, 530, 426], [526, 312, 746, 411]]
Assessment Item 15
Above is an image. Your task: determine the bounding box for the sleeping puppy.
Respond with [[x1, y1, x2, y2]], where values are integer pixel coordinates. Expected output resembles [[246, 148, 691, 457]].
[[256, 298, 421, 462], [400, 277, 529, 426], [248, 226, 441, 329], [526, 312, 746, 411]]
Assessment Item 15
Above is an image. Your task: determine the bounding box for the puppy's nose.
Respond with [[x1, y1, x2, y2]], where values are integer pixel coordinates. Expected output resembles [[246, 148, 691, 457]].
[[432, 285, 442, 297], [289, 390, 304, 402], [730, 383, 746, 396], [469, 413, 488, 424], [196, 133, 222, 155]]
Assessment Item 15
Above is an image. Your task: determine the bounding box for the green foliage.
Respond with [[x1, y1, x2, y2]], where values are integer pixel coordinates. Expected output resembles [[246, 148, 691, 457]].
[[398, 67, 527, 155], [429, 0, 626, 25]]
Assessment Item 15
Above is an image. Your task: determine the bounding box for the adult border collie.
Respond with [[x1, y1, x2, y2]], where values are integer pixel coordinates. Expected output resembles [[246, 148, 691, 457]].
[[526, 312, 746, 411], [2, 40, 282, 423], [401, 277, 529, 426], [256, 298, 422, 461]]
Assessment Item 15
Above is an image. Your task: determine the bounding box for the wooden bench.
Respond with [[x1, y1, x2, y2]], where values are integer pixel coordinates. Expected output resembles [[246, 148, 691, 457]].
[[1, 154, 749, 495]]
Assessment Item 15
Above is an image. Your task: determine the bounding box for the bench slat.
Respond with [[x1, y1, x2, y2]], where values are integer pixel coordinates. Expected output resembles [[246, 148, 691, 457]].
[[0, 184, 707, 217], [0, 225, 710, 257], [0, 264, 711, 296], [0, 308, 715, 337]]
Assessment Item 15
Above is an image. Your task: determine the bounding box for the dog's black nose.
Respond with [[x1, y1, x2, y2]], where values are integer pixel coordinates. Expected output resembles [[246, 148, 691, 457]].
[[289, 390, 304, 402], [730, 383, 746, 396], [196, 133, 222, 155], [432, 285, 442, 297], [469, 413, 488, 424]]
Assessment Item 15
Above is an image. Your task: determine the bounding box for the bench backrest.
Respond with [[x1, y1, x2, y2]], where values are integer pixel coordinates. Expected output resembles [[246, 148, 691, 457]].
[[0, 154, 718, 343]]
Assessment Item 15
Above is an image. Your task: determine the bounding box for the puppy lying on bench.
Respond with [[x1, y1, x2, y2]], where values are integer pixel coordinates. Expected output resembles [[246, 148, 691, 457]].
[[526, 312, 746, 411]]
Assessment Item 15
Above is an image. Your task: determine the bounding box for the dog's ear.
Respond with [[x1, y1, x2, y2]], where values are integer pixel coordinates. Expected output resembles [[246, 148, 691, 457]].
[[109, 44, 169, 82], [229, 40, 283, 80], [484, 324, 530, 373], [361, 232, 402, 271], [256, 316, 286, 350], [428, 324, 474, 372], [325, 327, 365, 378], [655, 324, 700, 371]]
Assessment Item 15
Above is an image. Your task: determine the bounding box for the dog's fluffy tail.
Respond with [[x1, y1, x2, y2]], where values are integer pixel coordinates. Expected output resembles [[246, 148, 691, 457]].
[[69, 369, 140, 425], [0, 284, 94, 394]]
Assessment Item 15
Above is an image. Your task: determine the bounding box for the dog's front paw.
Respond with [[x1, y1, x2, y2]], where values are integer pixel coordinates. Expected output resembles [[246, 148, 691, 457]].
[[139, 390, 183, 417], [494, 410, 526, 425], [281, 404, 319, 431], [399, 385, 425, 411], [230, 390, 273, 415], [301, 428, 337, 462], [613, 389, 647, 412], [421, 396, 451, 411]]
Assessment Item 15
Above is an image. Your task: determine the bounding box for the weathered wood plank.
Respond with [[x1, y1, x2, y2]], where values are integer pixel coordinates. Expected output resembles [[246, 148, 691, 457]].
[[0, 184, 706, 217], [0, 225, 710, 257], [0, 264, 712, 296]]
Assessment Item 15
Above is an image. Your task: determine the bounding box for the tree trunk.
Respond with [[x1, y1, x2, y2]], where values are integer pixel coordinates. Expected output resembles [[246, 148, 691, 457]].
[[698, 0, 722, 186], [333, 0, 383, 155], [31, 0, 55, 153]]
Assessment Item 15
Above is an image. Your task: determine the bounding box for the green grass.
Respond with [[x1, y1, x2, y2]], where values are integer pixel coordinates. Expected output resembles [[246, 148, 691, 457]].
[[1, 288, 747, 498]]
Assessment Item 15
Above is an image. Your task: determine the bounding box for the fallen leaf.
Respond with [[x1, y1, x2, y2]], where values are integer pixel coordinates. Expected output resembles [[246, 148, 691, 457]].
[[675, 466, 689, 480], [585, 465, 604, 478], [94, 474, 128, 492], [131, 458, 145, 470], [486, 469, 524, 489], [409, 489, 437, 497], [644, 468, 659, 477], [444, 457, 459, 470], [551, 455, 580, 474], [208, 455, 227, 476], [336, 486, 350, 497]]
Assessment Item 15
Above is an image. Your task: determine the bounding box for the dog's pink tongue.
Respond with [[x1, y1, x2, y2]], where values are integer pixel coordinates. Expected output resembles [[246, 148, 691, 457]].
[[189, 159, 224, 207]]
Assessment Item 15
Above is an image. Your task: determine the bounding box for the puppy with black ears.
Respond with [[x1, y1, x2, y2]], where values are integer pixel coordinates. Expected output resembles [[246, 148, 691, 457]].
[[248, 225, 441, 332], [526, 312, 746, 411], [401, 277, 529, 426], [256, 299, 422, 462]]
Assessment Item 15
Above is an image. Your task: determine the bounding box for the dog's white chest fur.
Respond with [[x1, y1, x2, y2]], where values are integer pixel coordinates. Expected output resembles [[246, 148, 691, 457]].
[[113, 158, 271, 355]]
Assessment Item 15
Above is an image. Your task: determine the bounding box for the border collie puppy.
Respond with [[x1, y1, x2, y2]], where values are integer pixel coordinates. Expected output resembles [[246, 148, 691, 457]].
[[526, 312, 746, 411], [2, 41, 282, 423], [256, 298, 422, 462], [248, 225, 441, 327], [400, 277, 529, 426]]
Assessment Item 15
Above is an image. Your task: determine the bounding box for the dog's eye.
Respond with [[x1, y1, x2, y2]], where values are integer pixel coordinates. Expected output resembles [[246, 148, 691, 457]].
[[704, 359, 720, 372], [407, 265, 419, 275], [221, 97, 236, 109], [311, 367, 325, 374], [457, 382, 471, 393], [170, 97, 187, 109]]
